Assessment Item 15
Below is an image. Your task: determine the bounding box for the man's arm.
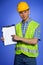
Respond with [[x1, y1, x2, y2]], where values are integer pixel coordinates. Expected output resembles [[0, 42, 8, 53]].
[[19, 37, 38, 44], [11, 26, 40, 45], [11, 35, 38, 44]]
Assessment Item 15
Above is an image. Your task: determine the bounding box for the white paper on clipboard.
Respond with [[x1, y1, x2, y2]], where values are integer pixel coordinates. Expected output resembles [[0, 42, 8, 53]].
[[2, 25, 17, 45]]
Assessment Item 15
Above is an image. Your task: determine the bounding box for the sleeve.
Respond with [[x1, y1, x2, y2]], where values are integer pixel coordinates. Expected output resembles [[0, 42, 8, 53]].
[[34, 26, 40, 41]]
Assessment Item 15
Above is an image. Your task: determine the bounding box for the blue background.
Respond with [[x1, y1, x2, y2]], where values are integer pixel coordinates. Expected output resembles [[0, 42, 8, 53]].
[[0, 0, 43, 65]]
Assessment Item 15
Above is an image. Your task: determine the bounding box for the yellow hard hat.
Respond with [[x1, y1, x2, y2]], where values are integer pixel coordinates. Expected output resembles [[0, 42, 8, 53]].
[[17, 2, 29, 12]]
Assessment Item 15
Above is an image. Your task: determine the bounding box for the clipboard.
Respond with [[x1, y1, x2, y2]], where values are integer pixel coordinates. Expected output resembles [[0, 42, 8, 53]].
[[2, 24, 17, 45]]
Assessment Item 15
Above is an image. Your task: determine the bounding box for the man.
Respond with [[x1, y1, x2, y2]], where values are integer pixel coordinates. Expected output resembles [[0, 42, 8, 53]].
[[1, 1, 40, 65]]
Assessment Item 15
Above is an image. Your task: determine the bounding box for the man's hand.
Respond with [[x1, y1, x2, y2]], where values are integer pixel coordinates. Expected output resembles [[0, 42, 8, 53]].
[[11, 35, 21, 41], [0, 37, 4, 41]]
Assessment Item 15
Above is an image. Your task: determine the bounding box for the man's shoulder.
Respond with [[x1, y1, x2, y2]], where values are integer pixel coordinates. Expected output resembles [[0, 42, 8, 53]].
[[30, 19, 40, 25]]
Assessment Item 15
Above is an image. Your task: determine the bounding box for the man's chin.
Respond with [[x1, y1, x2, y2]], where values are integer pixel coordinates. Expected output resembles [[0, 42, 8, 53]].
[[22, 18, 26, 20]]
